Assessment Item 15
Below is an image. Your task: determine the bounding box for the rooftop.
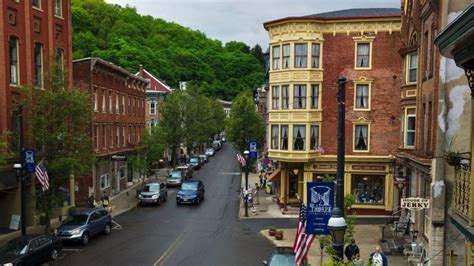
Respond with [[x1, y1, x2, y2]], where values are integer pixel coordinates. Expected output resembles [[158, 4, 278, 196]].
[[305, 8, 401, 19]]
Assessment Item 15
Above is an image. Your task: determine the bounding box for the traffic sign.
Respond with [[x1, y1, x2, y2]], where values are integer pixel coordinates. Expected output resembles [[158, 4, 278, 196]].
[[248, 141, 258, 160]]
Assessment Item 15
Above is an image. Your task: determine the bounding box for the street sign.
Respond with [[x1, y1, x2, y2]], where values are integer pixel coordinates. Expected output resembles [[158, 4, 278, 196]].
[[401, 197, 430, 211], [248, 141, 258, 160], [111, 154, 128, 161], [23, 149, 36, 174], [306, 182, 334, 235]]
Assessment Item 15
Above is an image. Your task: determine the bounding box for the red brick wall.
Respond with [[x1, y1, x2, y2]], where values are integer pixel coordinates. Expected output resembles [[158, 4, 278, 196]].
[[321, 31, 402, 156]]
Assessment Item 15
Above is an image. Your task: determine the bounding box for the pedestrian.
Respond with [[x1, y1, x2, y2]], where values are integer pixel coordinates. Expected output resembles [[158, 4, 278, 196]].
[[259, 171, 264, 187], [368, 245, 388, 266], [101, 191, 110, 209], [344, 239, 360, 261], [87, 193, 97, 208]]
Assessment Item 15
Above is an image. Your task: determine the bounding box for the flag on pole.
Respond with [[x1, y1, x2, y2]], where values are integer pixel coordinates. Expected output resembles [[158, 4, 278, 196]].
[[35, 159, 50, 191], [293, 202, 315, 265], [236, 153, 246, 166]]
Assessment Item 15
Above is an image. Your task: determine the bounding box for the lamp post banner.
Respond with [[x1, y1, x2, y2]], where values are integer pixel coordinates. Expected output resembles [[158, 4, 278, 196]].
[[23, 149, 36, 174], [306, 182, 334, 235], [248, 141, 258, 160]]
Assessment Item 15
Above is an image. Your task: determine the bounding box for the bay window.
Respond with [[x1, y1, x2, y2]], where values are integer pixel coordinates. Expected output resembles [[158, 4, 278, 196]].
[[293, 125, 306, 151], [271, 125, 279, 149], [282, 44, 290, 69], [310, 125, 319, 150], [272, 46, 280, 70], [293, 85, 306, 109], [281, 85, 289, 109], [311, 43, 320, 68], [280, 125, 288, 150], [272, 86, 279, 109], [294, 44, 307, 68], [310, 84, 319, 109]]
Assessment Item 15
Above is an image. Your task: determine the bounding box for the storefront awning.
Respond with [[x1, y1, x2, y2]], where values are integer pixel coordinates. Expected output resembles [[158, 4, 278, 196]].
[[267, 169, 281, 182]]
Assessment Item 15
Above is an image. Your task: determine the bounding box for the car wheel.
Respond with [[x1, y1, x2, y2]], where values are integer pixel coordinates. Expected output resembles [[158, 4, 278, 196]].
[[104, 223, 112, 235], [202, 193, 205, 200], [51, 248, 59, 260], [81, 232, 89, 245]]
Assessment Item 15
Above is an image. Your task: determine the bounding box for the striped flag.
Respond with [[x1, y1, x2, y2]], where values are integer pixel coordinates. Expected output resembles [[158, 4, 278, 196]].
[[236, 153, 246, 167], [293, 203, 315, 265], [35, 159, 49, 191]]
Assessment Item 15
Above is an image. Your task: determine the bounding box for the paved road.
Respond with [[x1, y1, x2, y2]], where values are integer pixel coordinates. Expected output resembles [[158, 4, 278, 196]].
[[49, 144, 278, 266]]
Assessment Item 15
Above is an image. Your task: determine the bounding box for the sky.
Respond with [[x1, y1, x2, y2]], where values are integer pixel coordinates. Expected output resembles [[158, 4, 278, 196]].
[[104, 0, 401, 48]]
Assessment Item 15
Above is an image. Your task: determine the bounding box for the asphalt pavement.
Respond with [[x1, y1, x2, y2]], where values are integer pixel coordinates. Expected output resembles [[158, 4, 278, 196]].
[[47, 143, 283, 266]]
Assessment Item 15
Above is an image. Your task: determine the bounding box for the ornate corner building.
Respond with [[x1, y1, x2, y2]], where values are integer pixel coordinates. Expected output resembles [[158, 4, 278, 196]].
[[263, 8, 402, 216]]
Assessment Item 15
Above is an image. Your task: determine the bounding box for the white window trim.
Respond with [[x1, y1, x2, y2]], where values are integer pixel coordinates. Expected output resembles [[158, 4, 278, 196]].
[[403, 107, 416, 148], [406, 52, 418, 84], [54, 0, 63, 18]]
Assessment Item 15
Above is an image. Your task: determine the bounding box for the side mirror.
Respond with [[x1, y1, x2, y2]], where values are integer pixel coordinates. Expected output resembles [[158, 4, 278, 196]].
[[29, 248, 36, 254], [262, 261, 268, 265]]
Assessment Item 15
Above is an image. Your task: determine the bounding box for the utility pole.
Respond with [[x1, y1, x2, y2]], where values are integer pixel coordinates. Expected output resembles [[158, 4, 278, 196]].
[[19, 105, 26, 236], [336, 76, 346, 211]]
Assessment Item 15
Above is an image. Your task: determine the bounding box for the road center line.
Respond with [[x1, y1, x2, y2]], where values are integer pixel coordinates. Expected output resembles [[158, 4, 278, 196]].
[[152, 229, 188, 266]]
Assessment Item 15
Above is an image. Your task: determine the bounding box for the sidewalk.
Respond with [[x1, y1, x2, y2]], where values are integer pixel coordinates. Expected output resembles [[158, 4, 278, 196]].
[[240, 172, 406, 265], [0, 173, 165, 247]]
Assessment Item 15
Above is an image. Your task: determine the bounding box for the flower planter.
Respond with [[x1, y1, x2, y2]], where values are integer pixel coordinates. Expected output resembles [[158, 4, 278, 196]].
[[274, 231, 284, 240], [268, 228, 276, 236], [444, 155, 461, 166]]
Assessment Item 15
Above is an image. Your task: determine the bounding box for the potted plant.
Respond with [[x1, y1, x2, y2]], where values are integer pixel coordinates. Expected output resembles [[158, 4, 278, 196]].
[[274, 230, 284, 240], [444, 136, 462, 166], [268, 225, 276, 236]]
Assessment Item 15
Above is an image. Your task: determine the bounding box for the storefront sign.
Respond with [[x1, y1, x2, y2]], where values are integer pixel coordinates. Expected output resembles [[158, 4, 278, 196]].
[[352, 165, 385, 171], [394, 176, 407, 189], [313, 164, 336, 170], [111, 154, 128, 161], [401, 197, 430, 210], [306, 182, 334, 235]]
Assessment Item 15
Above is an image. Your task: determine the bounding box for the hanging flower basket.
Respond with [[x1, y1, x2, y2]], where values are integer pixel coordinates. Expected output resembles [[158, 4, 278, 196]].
[[444, 153, 461, 166]]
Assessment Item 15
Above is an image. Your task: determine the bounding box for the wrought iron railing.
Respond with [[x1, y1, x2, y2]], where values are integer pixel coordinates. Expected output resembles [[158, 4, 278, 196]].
[[454, 163, 472, 221]]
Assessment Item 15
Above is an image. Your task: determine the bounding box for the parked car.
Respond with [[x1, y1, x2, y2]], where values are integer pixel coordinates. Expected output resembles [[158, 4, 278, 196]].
[[199, 154, 209, 163], [138, 182, 168, 206], [189, 156, 202, 170], [212, 140, 222, 151], [205, 148, 215, 157], [176, 165, 193, 179], [167, 170, 184, 187], [263, 246, 306, 266], [55, 208, 112, 245], [0, 234, 62, 266], [176, 180, 205, 205]]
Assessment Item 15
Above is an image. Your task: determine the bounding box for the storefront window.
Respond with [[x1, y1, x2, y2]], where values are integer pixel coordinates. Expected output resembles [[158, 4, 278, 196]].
[[351, 175, 384, 204]]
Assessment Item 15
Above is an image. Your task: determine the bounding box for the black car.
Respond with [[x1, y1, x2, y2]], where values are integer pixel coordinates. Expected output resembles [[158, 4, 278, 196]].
[[0, 234, 62, 266], [189, 156, 201, 170], [176, 180, 205, 205]]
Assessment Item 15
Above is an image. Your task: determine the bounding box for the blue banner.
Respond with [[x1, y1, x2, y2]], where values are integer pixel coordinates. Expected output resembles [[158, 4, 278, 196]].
[[305, 182, 334, 235], [23, 148, 36, 174], [248, 141, 258, 160]]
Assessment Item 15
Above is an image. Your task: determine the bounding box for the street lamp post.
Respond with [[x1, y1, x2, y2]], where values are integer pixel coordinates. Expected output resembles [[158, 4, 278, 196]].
[[243, 150, 250, 217], [13, 163, 25, 235], [328, 76, 347, 261]]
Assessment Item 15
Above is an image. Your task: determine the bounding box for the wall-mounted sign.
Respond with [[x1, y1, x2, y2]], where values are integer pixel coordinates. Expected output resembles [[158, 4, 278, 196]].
[[352, 165, 385, 171], [394, 176, 407, 189], [401, 197, 430, 210], [313, 164, 337, 170], [111, 154, 127, 161]]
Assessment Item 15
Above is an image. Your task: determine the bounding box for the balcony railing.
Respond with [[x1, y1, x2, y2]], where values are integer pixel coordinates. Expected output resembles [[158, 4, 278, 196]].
[[453, 163, 472, 223]]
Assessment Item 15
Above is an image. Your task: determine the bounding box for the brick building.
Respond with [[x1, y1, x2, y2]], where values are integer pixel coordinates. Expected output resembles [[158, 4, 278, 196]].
[[0, 0, 72, 227], [263, 8, 402, 215], [73, 57, 148, 205]]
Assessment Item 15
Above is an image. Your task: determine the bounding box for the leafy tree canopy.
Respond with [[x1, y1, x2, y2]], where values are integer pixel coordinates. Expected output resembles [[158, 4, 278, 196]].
[[72, 0, 265, 101]]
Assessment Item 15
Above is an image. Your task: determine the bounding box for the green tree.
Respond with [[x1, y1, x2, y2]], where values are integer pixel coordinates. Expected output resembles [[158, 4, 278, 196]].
[[23, 62, 95, 234], [0, 131, 12, 167], [250, 44, 265, 71], [226, 92, 265, 153]]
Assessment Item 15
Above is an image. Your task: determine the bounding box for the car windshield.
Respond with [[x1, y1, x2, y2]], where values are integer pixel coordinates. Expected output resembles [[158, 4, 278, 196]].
[[190, 158, 198, 163], [0, 239, 28, 255], [63, 214, 89, 225], [269, 254, 297, 266], [169, 171, 182, 179], [207, 149, 213, 152], [143, 184, 160, 192], [181, 183, 198, 191]]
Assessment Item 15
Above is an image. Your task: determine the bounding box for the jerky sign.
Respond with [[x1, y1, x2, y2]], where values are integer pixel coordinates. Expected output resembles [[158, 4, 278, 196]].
[[401, 197, 430, 211]]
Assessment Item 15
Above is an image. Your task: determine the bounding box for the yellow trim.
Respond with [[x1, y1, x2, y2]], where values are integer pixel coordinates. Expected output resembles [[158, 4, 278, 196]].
[[403, 107, 416, 148], [310, 42, 323, 70], [282, 43, 291, 69], [352, 122, 371, 153], [310, 83, 322, 110], [271, 45, 281, 71], [353, 36, 375, 70], [353, 77, 373, 111]]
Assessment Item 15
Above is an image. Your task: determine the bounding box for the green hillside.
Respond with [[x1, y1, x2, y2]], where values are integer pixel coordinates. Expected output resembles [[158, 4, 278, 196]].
[[71, 0, 265, 100]]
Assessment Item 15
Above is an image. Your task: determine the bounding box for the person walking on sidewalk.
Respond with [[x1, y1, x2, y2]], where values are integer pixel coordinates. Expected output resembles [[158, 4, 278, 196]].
[[101, 192, 110, 210], [344, 239, 360, 262], [368, 245, 388, 266], [87, 193, 97, 208]]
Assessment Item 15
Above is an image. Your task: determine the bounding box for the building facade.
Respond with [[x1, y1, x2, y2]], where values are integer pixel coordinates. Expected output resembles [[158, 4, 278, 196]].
[[73, 57, 148, 205], [263, 9, 402, 215], [0, 0, 72, 227]]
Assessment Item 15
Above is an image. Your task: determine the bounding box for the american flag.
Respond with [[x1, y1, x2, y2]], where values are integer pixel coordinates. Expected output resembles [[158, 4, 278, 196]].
[[35, 159, 49, 191], [236, 153, 246, 166], [292, 203, 315, 265]]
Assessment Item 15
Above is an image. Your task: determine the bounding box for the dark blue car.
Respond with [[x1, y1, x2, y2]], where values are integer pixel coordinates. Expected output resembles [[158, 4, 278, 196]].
[[176, 180, 205, 205]]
